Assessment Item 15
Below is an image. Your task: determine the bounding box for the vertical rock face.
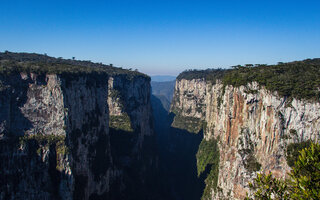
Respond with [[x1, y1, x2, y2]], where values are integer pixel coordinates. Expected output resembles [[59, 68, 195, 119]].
[[108, 75, 153, 139], [171, 78, 206, 118], [171, 78, 320, 199], [206, 82, 320, 199], [0, 73, 72, 200], [61, 74, 114, 200], [170, 79, 206, 133], [0, 73, 66, 136], [0, 72, 114, 199], [107, 75, 157, 199], [0, 71, 155, 199]]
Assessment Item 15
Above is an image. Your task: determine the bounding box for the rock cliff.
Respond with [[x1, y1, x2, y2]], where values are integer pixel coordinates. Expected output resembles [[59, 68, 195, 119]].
[[0, 52, 156, 200], [171, 63, 320, 199], [170, 78, 206, 133], [205, 82, 320, 199], [107, 75, 157, 199]]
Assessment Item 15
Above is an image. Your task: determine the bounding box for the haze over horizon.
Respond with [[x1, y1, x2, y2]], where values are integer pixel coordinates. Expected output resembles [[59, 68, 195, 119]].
[[1, 0, 320, 76]]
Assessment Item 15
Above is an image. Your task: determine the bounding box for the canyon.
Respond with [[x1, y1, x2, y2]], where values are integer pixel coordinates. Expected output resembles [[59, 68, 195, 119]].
[[1, 52, 319, 200]]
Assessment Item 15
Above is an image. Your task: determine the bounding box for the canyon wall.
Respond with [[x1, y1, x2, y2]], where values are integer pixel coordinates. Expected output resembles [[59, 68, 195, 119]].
[[0, 72, 114, 199], [108, 75, 153, 139], [107, 75, 157, 199], [171, 78, 320, 200], [170, 78, 206, 133], [0, 59, 155, 199]]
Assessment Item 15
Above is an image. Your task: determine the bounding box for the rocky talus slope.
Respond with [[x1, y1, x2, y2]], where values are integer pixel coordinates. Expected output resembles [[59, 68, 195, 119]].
[[0, 52, 156, 200], [171, 63, 320, 199]]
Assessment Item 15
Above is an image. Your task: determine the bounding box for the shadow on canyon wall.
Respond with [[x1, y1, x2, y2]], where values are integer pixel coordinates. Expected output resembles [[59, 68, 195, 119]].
[[0, 136, 70, 199], [151, 95, 205, 200], [109, 127, 160, 200]]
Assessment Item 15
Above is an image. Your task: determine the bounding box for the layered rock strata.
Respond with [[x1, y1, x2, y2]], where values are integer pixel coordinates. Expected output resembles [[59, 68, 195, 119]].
[[171, 78, 320, 199]]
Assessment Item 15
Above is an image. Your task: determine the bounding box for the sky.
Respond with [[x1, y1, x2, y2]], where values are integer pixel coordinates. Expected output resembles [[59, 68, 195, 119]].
[[1, 0, 320, 75]]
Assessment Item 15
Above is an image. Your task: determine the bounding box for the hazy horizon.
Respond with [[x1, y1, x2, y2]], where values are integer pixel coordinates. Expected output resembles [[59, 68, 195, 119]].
[[1, 0, 320, 76]]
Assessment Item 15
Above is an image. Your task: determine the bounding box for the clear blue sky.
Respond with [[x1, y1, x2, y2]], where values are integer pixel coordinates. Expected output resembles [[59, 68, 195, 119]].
[[1, 0, 319, 75]]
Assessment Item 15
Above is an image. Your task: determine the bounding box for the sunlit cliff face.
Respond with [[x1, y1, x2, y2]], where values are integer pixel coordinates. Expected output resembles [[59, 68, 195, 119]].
[[171, 78, 320, 200]]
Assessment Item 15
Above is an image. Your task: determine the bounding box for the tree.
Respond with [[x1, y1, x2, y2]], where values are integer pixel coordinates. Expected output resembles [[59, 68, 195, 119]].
[[245, 142, 320, 200], [289, 142, 320, 199]]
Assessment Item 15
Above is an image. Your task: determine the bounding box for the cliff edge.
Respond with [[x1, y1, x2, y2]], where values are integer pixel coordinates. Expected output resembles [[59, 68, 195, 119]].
[[171, 60, 320, 199], [0, 52, 156, 200]]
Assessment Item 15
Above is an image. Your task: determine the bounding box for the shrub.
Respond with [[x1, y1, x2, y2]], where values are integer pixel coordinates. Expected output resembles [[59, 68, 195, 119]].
[[286, 140, 312, 167], [109, 114, 134, 132], [0, 51, 149, 79], [196, 138, 220, 199], [246, 142, 320, 200], [171, 115, 203, 133], [176, 59, 320, 101]]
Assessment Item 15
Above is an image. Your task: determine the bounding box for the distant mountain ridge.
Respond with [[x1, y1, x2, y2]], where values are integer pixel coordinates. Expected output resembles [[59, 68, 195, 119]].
[[151, 75, 176, 82], [151, 80, 175, 112]]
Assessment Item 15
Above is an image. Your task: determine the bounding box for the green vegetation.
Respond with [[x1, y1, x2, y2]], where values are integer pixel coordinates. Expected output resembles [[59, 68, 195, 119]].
[[19, 134, 66, 147], [243, 152, 261, 173], [245, 89, 258, 94], [246, 142, 320, 200], [196, 138, 219, 175], [109, 114, 134, 132], [238, 129, 261, 173], [177, 59, 320, 101], [0, 51, 149, 79], [19, 134, 68, 171], [177, 68, 227, 83], [196, 138, 220, 199], [109, 89, 122, 98], [239, 148, 261, 173], [281, 129, 298, 140], [289, 142, 320, 199], [289, 129, 298, 137], [245, 172, 291, 200], [171, 115, 204, 133], [217, 96, 223, 109], [223, 60, 320, 101], [286, 140, 312, 167]]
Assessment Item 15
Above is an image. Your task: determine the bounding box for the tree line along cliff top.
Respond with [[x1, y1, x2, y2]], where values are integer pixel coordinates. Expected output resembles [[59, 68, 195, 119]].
[[0, 51, 149, 79], [177, 58, 320, 101]]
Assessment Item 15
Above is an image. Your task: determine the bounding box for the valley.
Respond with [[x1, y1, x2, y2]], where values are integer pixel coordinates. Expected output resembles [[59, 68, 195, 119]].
[[1, 52, 320, 200]]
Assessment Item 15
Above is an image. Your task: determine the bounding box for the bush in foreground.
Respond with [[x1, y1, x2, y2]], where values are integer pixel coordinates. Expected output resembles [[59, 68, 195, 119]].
[[245, 142, 320, 200]]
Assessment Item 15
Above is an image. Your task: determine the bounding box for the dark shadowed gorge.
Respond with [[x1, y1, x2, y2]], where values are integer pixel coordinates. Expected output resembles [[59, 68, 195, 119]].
[[151, 94, 205, 200], [1, 52, 320, 200]]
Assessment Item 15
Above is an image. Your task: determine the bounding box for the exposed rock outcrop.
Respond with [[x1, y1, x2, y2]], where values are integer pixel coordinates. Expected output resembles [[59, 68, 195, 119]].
[[0, 72, 116, 199], [0, 53, 156, 200], [171, 78, 320, 200], [107, 75, 157, 200], [170, 78, 206, 133], [108, 75, 153, 139]]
